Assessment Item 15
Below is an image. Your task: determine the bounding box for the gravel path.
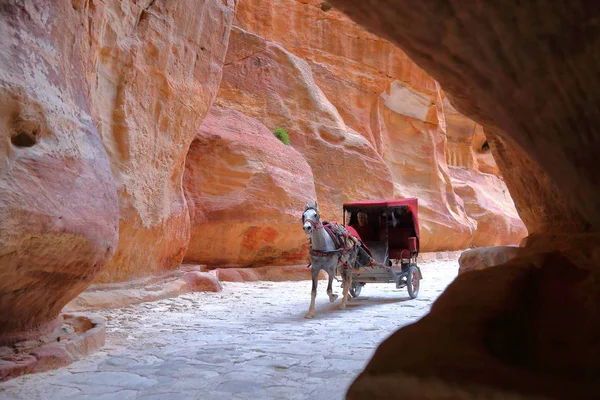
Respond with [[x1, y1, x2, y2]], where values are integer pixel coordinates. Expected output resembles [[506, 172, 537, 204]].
[[0, 259, 458, 400]]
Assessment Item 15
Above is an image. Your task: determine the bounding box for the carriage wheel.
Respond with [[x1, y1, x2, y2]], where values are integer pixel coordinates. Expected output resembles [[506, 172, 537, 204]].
[[407, 265, 420, 299], [350, 282, 363, 298]]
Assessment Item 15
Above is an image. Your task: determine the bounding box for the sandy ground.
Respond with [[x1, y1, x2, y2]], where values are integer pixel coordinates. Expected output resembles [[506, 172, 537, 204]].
[[0, 259, 459, 400]]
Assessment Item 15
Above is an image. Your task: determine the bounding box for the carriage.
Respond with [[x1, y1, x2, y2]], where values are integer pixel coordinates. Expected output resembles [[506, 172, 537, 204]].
[[343, 198, 423, 299]]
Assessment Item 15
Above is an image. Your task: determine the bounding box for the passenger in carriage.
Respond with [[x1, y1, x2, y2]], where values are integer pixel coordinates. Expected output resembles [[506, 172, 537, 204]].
[[391, 208, 413, 228], [352, 211, 375, 241]]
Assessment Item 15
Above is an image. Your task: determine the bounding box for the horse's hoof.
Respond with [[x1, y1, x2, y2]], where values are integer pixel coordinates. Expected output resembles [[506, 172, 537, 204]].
[[329, 294, 338, 303], [339, 304, 346, 310], [304, 312, 314, 319]]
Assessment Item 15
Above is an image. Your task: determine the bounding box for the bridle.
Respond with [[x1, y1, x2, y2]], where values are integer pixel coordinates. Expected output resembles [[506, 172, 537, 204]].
[[302, 207, 324, 230]]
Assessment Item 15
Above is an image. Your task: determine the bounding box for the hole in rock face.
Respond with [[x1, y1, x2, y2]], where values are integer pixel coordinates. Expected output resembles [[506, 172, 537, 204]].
[[320, 2, 332, 12], [481, 140, 490, 152], [11, 131, 37, 148]]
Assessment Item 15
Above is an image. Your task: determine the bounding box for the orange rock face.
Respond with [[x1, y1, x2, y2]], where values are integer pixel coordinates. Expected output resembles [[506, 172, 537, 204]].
[[0, 0, 236, 340], [212, 0, 526, 250], [444, 101, 526, 248], [0, 2, 119, 340], [215, 26, 395, 221], [183, 107, 316, 267], [80, 0, 237, 282]]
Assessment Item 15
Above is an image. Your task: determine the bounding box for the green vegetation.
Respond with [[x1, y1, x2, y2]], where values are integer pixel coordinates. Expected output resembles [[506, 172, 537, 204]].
[[273, 127, 290, 145]]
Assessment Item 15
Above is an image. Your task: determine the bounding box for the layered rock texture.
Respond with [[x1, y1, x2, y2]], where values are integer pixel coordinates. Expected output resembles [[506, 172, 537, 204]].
[[327, 0, 600, 398], [0, 2, 119, 341], [2, 0, 528, 353], [82, 0, 237, 282], [215, 26, 395, 222], [0, 0, 235, 341], [183, 107, 316, 267], [205, 0, 526, 257]]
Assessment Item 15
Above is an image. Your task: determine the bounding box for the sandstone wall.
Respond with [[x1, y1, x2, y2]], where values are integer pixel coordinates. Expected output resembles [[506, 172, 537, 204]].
[[183, 107, 316, 267], [0, 0, 236, 339], [0, 2, 119, 339], [0, 0, 531, 340], [80, 0, 237, 282], [199, 0, 526, 253], [215, 26, 395, 221]]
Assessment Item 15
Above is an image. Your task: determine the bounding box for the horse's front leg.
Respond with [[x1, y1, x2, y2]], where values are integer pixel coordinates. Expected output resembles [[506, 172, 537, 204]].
[[326, 266, 338, 303], [305, 266, 319, 319]]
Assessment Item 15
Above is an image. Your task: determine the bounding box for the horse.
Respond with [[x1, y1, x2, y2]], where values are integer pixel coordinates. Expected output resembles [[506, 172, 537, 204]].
[[301, 201, 359, 318]]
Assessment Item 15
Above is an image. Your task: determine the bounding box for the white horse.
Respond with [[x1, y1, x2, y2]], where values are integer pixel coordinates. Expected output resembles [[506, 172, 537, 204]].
[[302, 201, 358, 318]]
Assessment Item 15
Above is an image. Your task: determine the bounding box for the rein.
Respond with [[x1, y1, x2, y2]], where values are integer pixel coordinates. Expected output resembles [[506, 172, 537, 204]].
[[302, 206, 324, 230], [304, 219, 324, 230]]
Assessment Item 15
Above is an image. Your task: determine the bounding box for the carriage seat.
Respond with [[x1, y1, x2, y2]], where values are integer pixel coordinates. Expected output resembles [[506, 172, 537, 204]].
[[388, 227, 418, 259]]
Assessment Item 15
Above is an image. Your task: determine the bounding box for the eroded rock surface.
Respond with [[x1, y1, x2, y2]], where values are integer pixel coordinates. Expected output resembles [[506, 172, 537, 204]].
[[348, 254, 600, 399], [217, 0, 526, 250], [82, 0, 237, 282], [458, 246, 527, 275], [215, 26, 394, 221], [183, 107, 316, 267], [327, 0, 600, 234], [0, 2, 118, 340], [0, 0, 236, 342], [445, 104, 526, 248]]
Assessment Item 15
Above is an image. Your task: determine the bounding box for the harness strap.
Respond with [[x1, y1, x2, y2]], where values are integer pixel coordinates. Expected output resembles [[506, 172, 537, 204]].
[[305, 219, 324, 230], [309, 247, 344, 257]]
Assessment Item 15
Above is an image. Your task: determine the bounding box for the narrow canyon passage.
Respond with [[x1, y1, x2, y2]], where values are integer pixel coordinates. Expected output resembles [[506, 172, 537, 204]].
[[0, 260, 458, 400]]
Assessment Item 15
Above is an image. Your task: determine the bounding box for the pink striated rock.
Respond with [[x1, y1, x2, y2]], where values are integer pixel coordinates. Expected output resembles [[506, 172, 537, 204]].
[[237, 269, 260, 282], [30, 347, 72, 374], [215, 27, 395, 221], [218, 2, 526, 250], [0, 1, 119, 341], [0, 355, 37, 381], [182, 272, 222, 293], [216, 269, 245, 283], [0, 313, 105, 381], [183, 106, 316, 267]]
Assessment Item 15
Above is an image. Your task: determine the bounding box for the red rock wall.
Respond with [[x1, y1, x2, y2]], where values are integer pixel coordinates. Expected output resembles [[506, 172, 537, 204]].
[[0, 0, 236, 339], [325, 1, 600, 398], [183, 107, 316, 266], [187, 0, 526, 257], [80, 0, 237, 282], [0, 2, 119, 339], [0, 0, 530, 338], [215, 26, 395, 221]]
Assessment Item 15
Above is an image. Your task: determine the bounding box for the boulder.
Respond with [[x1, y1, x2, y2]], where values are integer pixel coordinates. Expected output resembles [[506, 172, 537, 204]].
[[183, 106, 316, 267], [182, 272, 223, 293], [458, 246, 528, 275]]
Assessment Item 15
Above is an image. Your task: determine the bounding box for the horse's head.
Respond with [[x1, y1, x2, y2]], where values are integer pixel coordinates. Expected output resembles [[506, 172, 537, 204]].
[[302, 201, 321, 235]]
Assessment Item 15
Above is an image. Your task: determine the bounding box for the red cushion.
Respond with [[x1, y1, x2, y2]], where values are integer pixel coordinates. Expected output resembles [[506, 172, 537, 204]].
[[388, 228, 417, 259]]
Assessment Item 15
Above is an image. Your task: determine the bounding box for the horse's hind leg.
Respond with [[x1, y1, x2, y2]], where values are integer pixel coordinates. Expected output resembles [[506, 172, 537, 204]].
[[326, 268, 338, 303], [340, 268, 352, 310], [304, 268, 318, 319]]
